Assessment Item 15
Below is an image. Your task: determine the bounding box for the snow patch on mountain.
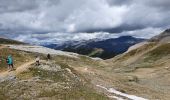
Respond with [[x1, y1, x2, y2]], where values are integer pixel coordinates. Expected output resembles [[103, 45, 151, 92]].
[[96, 85, 148, 100]]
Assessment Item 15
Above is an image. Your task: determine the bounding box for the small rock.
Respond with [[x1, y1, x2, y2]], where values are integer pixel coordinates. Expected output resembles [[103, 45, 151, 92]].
[[126, 75, 138, 82], [65, 68, 71, 73], [8, 75, 16, 80]]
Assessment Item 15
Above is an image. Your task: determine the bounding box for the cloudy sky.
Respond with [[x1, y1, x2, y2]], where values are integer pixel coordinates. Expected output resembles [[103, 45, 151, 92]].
[[0, 0, 170, 44]]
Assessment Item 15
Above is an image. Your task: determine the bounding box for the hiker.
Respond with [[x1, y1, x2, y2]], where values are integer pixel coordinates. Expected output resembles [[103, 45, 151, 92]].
[[6, 55, 14, 71], [0, 56, 2, 64], [47, 53, 51, 61], [35, 56, 40, 66]]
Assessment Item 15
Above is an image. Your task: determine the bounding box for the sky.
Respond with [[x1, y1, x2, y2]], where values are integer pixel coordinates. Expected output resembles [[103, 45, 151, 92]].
[[0, 0, 170, 44]]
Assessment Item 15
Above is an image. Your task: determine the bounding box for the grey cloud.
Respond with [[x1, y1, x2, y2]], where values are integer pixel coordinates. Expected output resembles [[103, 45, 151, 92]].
[[106, 0, 133, 6], [0, 0, 128, 33], [0, 0, 40, 13], [141, 0, 170, 11], [0, 0, 170, 44]]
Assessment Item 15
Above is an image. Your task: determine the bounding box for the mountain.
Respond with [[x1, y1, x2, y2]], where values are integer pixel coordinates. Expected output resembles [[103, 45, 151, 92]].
[[0, 37, 25, 44], [44, 36, 145, 59], [150, 28, 170, 43], [107, 29, 170, 99]]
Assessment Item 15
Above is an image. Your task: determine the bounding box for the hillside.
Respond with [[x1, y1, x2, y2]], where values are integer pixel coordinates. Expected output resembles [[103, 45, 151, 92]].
[[0, 44, 110, 100], [107, 29, 170, 100], [150, 28, 170, 43], [44, 36, 145, 59], [0, 37, 25, 44]]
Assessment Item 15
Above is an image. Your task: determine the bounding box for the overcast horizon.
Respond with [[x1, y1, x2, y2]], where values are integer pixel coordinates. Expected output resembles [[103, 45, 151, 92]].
[[0, 0, 170, 44]]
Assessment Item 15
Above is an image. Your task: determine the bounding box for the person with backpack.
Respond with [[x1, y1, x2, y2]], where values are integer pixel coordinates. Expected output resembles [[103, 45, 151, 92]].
[[35, 56, 40, 66], [47, 53, 51, 61], [6, 55, 14, 71], [0, 56, 2, 64]]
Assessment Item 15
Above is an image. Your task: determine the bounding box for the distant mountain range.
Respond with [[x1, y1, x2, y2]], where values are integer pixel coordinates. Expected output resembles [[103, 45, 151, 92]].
[[44, 36, 146, 59]]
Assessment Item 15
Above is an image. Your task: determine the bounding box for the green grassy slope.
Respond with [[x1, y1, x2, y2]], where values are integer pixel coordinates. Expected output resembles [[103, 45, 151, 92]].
[[111, 42, 170, 72]]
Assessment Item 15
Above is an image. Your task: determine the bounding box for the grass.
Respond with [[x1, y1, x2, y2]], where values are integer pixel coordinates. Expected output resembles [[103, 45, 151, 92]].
[[0, 89, 7, 100], [9, 63, 108, 100], [38, 83, 108, 100], [112, 42, 166, 72], [118, 57, 157, 73], [144, 43, 170, 61], [116, 42, 156, 61], [136, 43, 170, 64], [30, 67, 68, 82], [88, 48, 104, 57], [53, 55, 105, 69], [132, 43, 170, 66], [17, 71, 34, 80]]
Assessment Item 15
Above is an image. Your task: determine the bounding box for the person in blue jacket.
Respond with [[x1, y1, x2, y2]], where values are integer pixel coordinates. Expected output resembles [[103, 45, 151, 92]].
[[6, 55, 14, 71]]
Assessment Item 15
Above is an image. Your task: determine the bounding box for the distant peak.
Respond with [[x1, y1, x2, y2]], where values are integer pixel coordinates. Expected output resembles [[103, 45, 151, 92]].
[[117, 36, 135, 40], [164, 28, 170, 33], [118, 36, 134, 38]]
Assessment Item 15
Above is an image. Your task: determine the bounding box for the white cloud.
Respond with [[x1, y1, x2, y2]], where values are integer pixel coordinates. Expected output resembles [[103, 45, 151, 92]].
[[13, 27, 163, 45], [14, 32, 113, 44], [120, 27, 163, 39]]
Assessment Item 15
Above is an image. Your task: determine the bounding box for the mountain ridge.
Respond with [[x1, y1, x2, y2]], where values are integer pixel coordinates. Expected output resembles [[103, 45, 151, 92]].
[[44, 36, 145, 59], [150, 28, 170, 42]]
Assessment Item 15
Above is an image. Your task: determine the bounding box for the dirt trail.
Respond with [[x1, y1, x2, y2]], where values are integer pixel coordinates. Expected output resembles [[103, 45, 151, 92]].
[[15, 60, 35, 74], [0, 45, 6, 49], [0, 60, 35, 78]]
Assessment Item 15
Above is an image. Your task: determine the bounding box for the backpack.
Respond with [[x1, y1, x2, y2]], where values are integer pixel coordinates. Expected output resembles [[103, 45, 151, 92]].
[[6, 58, 9, 63]]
